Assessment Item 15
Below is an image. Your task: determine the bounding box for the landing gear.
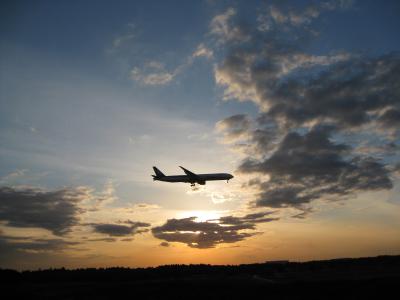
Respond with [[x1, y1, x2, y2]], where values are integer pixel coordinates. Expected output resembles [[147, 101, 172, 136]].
[[189, 181, 205, 190], [190, 182, 200, 191]]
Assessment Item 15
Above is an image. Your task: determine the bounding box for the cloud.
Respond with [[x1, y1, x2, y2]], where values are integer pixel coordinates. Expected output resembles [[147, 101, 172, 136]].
[[215, 114, 251, 142], [192, 43, 213, 59], [292, 207, 314, 219], [132, 203, 161, 210], [131, 42, 215, 86], [265, 54, 400, 130], [108, 23, 136, 52], [217, 211, 278, 225], [121, 238, 133, 242], [90, 220, 150, 237], [0, 186, 90, 235], [378, 108, 400, 128], [215, 16, 400, 131], [86, 237, 117, 243], [0, 234, 81, 254], [355, 142, 399, 156], [131, 55, 195, 86], [212, 3, 399, 214], [112, 33, 135, 50], [130, 35, 215, 86], [159, 241, 170, 247], [258, 1, 354, 31], [239, 125, 393, 208], [152, 212, 278, 249], [93, 180, 118, 207], [131, 64, 175, 86], [0, 169, 27, 181], [210, 8, 249, 44], [210, 191, 241, 204], [0, 234, 85, 268]]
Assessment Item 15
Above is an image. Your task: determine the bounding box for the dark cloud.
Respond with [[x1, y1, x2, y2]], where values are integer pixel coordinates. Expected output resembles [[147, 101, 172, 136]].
[[152, 212, 278, 249], [213, 3, 400, 133], [218, 211, 278, 225], [265, 54, 400, 130], [378, 108, 400, 128], [0, 234, 90, 270], [214, 2, 397, 129], [0, 235, 81, 254], [213, 3, 398, 213], [86, 237, 117, 243], [216, 114, 251, 142], [0, 186, 88, 235], [121, 238, 133, 242], [152, 217, 253, 249], [355, 142, 399, 156], [239, 126, 392, 208], [90, 221, 150, 237], [240, 126, 349, 179], [217, 33, 400, 131], [249, 127, 278, 154]]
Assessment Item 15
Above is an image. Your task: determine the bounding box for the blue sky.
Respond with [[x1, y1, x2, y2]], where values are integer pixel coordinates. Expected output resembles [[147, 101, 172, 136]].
[[1, 0, 260, 202], [1, 0, 400, 269]]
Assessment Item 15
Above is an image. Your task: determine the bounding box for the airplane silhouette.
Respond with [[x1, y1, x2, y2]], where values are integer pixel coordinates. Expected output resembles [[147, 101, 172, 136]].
[[152, 166, 233, 187]]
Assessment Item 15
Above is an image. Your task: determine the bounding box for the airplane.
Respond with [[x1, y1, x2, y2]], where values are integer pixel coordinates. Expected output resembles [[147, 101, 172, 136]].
[[152, 166, 234, 187]]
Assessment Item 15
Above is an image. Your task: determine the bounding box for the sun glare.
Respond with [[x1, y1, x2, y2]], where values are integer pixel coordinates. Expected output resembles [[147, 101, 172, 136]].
[[177, 210, 222, 222]]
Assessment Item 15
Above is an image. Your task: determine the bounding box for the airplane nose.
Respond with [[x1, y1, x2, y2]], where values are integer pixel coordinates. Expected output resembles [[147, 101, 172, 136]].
[[229, 174, 234, 179]]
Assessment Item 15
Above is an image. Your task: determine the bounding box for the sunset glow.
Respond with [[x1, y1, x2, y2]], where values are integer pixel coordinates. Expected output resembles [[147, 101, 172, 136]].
[[1, 0, 400, 270]]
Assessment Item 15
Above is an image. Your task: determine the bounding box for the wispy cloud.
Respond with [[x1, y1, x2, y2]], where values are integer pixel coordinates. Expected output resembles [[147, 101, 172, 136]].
[[130, 41, 213, 86], [192, 43, 213, 59], [210, 8, 249, 44], [0, 169, 28, 184], [131, 61, 175, 85], [258, 0, 354, 31], [108, 23, 136, 52], [130, 44, 214, 86]]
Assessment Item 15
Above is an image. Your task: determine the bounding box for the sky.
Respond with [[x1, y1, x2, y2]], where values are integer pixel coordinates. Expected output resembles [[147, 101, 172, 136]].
[[0, 0, 400, 270]]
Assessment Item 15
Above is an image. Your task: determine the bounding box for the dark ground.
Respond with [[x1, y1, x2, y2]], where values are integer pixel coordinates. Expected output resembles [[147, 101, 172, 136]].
[[1, 255, 399, 299]]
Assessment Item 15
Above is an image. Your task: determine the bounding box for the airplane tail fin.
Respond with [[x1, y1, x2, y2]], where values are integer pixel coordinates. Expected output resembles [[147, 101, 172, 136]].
[[153, 166, 165, 177]]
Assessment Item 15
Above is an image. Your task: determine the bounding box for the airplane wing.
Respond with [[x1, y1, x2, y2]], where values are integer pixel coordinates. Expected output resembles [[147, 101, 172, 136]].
[[179, 166, 199, 181]]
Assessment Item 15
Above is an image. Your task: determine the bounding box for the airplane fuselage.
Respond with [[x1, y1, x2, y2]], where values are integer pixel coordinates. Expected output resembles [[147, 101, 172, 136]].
[[152, 166, 233, 186], [155, 173, 232, 184]]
